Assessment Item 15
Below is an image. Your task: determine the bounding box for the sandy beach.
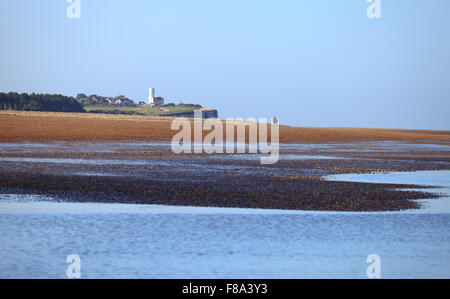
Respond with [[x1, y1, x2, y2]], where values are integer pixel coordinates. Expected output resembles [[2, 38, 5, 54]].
[[0, 111, 449, 211], [1, 111, 450, 144]]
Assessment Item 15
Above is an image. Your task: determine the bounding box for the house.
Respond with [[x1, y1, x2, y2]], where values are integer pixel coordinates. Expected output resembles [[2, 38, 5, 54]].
[[113, 95, 135, 106], [148, 88, 165, 107], [153, 97, 165, 106]]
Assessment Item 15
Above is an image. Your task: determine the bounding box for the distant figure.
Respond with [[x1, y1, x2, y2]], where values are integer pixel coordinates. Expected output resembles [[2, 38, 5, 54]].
[[272, 117, 279, 125]]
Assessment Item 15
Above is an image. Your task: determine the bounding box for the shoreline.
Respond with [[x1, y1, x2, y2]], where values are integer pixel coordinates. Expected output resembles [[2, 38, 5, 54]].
[[1, 111, 449, 212], [0, 140, 448, 212], [1, 110, 450, 144]]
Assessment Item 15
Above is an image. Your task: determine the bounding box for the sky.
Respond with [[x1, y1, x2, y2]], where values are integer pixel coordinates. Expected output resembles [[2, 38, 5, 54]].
[[0, 0, 449, 129]]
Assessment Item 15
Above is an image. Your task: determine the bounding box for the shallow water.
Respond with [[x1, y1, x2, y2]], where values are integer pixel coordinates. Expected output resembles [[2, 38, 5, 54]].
[[1, 140, 448, 154], [1, 207, 449, 279], [326, 170, 450, 186], [213, 154, 349, 161], [1, 143, 449, 278], [1, 189, 450, 278]]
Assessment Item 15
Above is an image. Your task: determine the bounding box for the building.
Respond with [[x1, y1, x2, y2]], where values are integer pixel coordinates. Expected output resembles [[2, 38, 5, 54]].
[[153, 97, 165, 106], [113, 95, 136, 106], [148, 88, 165, 106], [148, 88, 155, 105]]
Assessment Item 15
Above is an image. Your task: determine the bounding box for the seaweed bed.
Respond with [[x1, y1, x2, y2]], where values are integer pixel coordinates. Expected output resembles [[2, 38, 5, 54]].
[[0, 141, 448, 211]]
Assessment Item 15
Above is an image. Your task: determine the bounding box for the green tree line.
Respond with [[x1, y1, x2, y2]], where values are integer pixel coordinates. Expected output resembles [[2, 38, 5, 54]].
[[0, 92, 85, 113]]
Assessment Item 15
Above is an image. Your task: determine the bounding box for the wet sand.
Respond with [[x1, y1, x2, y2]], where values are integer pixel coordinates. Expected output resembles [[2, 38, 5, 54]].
[[1, 140, 449, 211], [1, 112, 450, 211]]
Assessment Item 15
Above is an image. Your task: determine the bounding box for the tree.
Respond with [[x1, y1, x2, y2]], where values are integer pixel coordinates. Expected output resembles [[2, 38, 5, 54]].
[[76, 93, 87, 100], [0, 92, 85, 113]]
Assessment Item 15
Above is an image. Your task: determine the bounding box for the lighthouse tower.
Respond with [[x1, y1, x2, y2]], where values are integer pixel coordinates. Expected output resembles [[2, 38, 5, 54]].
[[148, 88, 155, 105]]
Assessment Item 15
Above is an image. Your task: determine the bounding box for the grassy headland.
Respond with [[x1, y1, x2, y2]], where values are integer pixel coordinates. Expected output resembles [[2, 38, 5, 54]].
[[84, 104, 204, 116]]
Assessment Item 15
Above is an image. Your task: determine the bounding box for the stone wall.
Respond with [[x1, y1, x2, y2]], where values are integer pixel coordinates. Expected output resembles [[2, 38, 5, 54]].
[[161, 109, 218, 119]]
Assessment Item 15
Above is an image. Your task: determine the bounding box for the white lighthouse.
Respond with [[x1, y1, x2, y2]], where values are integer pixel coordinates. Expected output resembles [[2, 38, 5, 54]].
[[148, 88, 155, 105]]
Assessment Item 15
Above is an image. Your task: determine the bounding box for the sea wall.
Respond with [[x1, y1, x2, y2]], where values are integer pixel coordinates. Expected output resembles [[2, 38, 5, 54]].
[[161, 109, 218, 119]]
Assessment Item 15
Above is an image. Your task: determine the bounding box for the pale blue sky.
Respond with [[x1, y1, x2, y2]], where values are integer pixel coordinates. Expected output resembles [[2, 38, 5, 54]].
[[1, 0, 449, 129]]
